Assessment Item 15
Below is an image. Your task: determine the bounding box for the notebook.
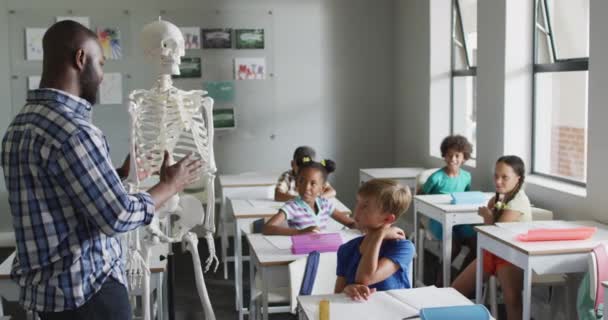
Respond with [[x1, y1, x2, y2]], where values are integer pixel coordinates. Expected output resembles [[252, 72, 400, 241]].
[[291, 233, 343, 254], [450, 191, 487, 205]]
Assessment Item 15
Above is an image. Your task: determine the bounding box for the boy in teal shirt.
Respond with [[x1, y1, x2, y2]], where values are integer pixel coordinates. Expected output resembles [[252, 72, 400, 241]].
[[420, 135, 474, 285]]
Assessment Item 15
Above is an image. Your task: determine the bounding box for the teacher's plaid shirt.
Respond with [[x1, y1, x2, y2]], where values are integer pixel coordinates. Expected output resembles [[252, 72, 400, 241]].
[[1, 89, 155, 312]]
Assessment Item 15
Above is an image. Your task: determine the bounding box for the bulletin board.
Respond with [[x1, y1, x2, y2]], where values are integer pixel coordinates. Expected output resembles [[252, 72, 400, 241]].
[[6, 7, 277, 166]]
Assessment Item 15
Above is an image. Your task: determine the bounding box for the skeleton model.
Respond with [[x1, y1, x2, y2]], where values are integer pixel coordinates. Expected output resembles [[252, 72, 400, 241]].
[[123, 18, 217, 320]]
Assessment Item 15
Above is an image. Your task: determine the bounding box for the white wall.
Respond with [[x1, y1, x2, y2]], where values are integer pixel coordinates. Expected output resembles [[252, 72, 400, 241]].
[[395, 0, 608, 224], [0, 0, 395, 208]]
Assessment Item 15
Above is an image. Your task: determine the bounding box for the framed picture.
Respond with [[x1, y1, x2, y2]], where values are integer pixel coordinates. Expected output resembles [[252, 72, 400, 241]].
[[235, 29, 264, 49], [213, 108, 236, 129], [234, 58, 265, 80], [173, 57, 202, 78], [202, 28, 232, 49], [180, 27, 201, 49], [25, 28, 46, 61], [204, 81, 235, 102], [28, 75, 41, 90], [97, 27, 122, 60]]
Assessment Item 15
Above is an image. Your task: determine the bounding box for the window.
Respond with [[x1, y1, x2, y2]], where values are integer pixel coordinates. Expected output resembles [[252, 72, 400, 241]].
[[451, 0, 477, 157], [533, 0, 589, 185]]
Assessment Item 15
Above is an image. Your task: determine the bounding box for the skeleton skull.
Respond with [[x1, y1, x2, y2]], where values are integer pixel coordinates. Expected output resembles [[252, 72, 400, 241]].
[[140, 18, 185, 76]]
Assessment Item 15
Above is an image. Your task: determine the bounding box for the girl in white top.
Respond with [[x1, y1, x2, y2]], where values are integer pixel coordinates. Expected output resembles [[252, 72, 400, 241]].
[[452, 155, 531, 320]]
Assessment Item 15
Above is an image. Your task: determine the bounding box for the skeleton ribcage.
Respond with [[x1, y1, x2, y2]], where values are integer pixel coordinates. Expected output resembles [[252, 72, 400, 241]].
[[130, 92, 212, 175]]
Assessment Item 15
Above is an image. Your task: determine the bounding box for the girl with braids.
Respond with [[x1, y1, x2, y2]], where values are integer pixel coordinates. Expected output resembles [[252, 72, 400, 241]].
[[263, 158, 356, 235], [452, 155, 531, 320]]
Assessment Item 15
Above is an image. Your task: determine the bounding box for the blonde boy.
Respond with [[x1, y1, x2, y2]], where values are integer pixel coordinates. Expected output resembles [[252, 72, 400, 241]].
[[334, 179, 414, 300]]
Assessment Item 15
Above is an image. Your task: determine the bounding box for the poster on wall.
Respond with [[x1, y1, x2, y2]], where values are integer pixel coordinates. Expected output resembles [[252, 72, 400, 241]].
[[204, 81, 234, 102], [97, 27, 122, 60], [202, 28, 232, 49], [100, 72, 122, 105], [56, 16, 91, 28], [25, 28, 46, 61], [234, 58, 265, 80], [173, 57, 202, 78], [235, 29, 264, 49], [28, 76, 41, 90], [180, 27, 201, 50], [213, 108, 236, 129]]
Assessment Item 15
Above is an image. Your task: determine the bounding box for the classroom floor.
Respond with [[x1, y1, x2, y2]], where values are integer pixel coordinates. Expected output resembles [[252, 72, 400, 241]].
[[0, 238, 296, 320]]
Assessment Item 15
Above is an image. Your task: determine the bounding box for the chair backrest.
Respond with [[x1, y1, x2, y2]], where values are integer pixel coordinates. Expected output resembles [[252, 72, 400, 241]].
[[530, 207, 554, 221], [288, 251, 337, 313], [0, 191, 15, 247], [579, 243, 608, 318], [415, 168, 440, 193]]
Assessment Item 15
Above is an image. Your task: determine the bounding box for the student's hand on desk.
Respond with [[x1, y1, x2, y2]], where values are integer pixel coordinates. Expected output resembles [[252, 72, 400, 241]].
[[478, 206, 494, 224], [298, 226, 321, 234], [344, 284, 376, 301]]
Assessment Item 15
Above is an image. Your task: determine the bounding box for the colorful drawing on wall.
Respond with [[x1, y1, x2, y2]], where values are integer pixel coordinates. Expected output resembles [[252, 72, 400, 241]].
[[100, 73, 122, 105], [28, 76, 41, 90], [173, 57, 202, 78], [202, 28, 232, 49], [234, 58, 266, 80], [180, 27, 201, 50], [213, 108, 236, 129], [25, 28, 46, 61], [56, 16, 90, 28], [97, 27, 122, 60], [235, 29, 264, 49], [204, 81, 235, 102]]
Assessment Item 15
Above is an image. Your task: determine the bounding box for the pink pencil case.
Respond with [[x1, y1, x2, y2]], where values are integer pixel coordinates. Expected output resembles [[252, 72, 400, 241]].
[[517, 227, 597, 241], [291, 233, 343, 254]]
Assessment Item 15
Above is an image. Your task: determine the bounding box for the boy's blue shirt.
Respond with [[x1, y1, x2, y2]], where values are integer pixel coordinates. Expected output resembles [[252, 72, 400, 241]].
[[336, 236, 415, 291]]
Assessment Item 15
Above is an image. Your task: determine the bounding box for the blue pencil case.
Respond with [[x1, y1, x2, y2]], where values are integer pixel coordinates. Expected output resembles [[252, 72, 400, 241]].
[[420, 304, 490, 320], [450, 191, 487, 205]]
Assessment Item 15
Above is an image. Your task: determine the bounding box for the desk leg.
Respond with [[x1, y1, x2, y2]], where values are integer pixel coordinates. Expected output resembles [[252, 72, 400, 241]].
[[413, 202, 420, 286], [158, 272, 164, 320], [235, 220, 243, 318], [600, 287, 608, 317], [522, 263, 532, 320], [249, 252, 257, 320], [261, 266, 269, 320], [475, 241, 483, 304], [442, 221, 453, 287], [0, 296, 4, 318], [221, 197, 229, 280]]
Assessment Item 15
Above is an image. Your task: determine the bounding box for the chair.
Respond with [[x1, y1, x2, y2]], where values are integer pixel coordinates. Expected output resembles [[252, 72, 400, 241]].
[[0, 192, 15, 248], [486, 207, 570, 319], [288, 252, 338, 314]]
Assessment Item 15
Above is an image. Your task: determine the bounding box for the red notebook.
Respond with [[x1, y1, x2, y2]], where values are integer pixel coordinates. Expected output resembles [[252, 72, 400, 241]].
[[517, 227, 597, 241], [291, 233, 343, 254]]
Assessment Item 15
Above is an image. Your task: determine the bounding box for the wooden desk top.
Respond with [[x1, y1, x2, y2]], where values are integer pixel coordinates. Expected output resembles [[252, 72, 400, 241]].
[[247, 230, 361, 267], [360, 167, 426, 180], [231, 198, 351, 220], [476, 220, 608, 256], [219, 172, 281, 188], [0, 243, 169, 280], [414, 193, 493, 213]]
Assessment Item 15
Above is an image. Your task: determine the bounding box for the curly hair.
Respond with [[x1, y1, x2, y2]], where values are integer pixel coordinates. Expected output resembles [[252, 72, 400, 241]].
[[440, 135, 473, 160]]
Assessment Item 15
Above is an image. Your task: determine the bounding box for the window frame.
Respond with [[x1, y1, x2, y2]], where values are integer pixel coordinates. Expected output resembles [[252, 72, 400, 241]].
[[532, 0, 589, 187], [450, 0, 477, 157]]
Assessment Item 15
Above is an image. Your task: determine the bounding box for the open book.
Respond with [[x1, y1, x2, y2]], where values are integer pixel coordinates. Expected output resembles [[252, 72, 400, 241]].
[[298, 286, 480, 320]]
